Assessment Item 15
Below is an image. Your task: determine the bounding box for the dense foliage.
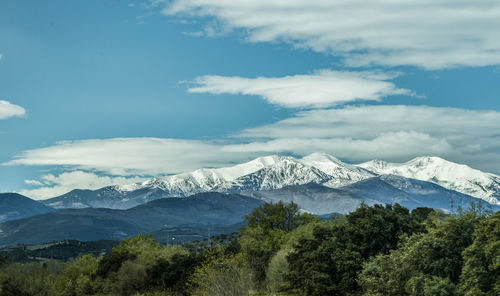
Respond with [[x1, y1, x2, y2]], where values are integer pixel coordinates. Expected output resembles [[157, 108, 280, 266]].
[[0, 201, 498, 296]]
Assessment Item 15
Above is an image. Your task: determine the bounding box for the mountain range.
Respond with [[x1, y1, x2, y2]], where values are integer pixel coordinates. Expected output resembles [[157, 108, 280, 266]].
[[1, 177, 496, 246], [1, 153, 499, 246], [40, 153, 500, 209]]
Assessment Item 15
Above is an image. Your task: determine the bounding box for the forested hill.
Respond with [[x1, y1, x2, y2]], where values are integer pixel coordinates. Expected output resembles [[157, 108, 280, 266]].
[[0, 202, 498, 296]]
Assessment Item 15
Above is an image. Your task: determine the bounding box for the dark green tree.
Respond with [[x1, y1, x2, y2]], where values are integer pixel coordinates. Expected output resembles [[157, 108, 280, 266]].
[[145, 252, 201, 295], [287, 203, 419, 296], [459, 211, 500, 296], [96, 248, 136, 278], [240, 201, 316, 282], [359, 210, 481, 296]]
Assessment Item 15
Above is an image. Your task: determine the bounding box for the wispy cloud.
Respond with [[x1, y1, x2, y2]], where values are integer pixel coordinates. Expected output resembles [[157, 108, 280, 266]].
[[7, 106, 500, 185], [20, 171, 146, 200], [233, 105, 500, 170], [188, 70, 414, 108], [6, 138, 255, 176], [0, 100, 26, 120], [162, 0, 500, 69]]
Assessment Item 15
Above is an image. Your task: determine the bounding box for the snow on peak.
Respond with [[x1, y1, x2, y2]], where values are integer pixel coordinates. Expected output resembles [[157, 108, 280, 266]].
[[302, 153, 375, 187], [358, 156, 500, 205], [115, 153, 500, 205], [211, 155, 283, 180]]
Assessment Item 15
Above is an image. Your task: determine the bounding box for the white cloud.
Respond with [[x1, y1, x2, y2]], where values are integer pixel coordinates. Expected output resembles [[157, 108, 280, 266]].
[[223, 132, 454, 161], [188, 70, 414, 108], [6, 138, 257, 176], [0, 100, 26, 120], [24, 180, 43, 186], [20, 171, 146, 200], [238, 105, 500, 141], [234, 105, 500, 172], [6, 105, 500, 177], [163, 0, 500, 69]]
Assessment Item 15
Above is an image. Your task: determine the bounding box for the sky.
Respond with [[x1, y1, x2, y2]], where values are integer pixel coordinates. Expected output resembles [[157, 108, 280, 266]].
[[1, 0, 499, 199]]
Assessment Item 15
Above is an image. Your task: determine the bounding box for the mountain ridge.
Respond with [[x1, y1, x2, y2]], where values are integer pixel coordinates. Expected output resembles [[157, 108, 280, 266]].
[[0, 192, 263, 246], [38, 153, 500, 209], [0, 193, 55, 223]]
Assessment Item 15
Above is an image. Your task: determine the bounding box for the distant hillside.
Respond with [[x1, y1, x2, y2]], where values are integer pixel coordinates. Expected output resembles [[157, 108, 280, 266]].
[[244, 176, 497, 214], [0, 193, 55, 223], [0, 192, 263, 246]]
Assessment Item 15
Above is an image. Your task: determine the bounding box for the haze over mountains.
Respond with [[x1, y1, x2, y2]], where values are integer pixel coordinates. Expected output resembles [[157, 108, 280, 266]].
[[40, 153, 500, 210]]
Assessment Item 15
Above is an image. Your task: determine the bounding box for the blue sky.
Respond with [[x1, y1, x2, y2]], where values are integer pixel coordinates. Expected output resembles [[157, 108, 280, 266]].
[[1, 0, 499, 199]]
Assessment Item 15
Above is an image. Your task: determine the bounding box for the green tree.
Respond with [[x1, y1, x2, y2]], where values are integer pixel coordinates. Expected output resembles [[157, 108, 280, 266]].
[[266, 220, 318, 294], [188, 250, 255, 296], [287, 203, 419, 296], [100, 234, 195, 296], [0, 261, 64, 296], [245, 201, 315, 233], [459, 211, 500, 296], [240, 201, 316, 282], [145, 252, 201, 295], [359, 211, 481, 296], [51, 254, 101, 296]]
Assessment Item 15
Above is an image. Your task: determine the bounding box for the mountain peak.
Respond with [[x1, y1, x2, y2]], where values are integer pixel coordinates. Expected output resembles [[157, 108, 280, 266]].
[[406, 156, 450, 166], [359, 156, 500, 204]]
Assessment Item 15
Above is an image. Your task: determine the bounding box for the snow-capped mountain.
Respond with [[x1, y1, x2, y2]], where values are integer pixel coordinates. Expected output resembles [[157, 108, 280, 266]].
[[117, 155, 284, 194], [358, 156, 500, 205], [42, 154, 370, 209], [224, 157, 332, 192], [301, 153, 376, 187], [40, 153, 500, 209], [117, 154, 375, 194]]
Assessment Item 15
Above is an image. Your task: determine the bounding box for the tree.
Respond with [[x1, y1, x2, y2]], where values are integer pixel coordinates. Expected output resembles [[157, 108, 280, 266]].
[[100, 234, 195, 296], [240, 201, 317, 282], [459, 211, 500, 296], [245, 201, 315, 234], [287, 203, 419, 296], [145, 252, 201, 295], [359, 211, 480, 296], [188, 250, 255, 296], [266, 219, 319, 294], [51, 254, 102, 296], [96, 248, 136, 278]]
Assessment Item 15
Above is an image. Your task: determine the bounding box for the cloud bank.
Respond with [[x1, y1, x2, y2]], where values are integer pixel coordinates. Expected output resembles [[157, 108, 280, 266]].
[[6, 138, 254, 176], [234, 105, 500, 170], [7, 106, 500, 189], [0, 100, 26, 120], [188, 70, 413, 108], [163, 0, 500, 69]]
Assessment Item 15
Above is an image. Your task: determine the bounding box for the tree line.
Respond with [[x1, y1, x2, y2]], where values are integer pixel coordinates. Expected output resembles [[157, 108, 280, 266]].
[[0, 201, 498, 295]]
